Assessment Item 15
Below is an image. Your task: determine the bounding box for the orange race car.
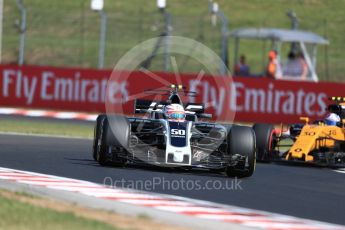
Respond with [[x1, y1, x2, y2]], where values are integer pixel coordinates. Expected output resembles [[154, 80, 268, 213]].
[[253, 97, 345, 167]]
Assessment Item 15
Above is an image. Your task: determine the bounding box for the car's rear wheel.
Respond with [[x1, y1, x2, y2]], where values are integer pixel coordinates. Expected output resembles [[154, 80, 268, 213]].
[[226, 126, 256, 178], [253, 124, 274, 162]]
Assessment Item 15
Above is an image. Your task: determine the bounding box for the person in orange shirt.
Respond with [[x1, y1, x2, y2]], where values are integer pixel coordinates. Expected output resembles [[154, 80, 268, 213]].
[[266, 50, 282, 79]]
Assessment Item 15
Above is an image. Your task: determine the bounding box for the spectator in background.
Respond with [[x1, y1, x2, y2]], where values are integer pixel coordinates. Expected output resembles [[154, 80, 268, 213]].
[[283, 51, 299, 77], [298, 52, 308, 80], [234, 55, 250, 76], [283, 51, 308, 80], [266, 50, 282, 79]]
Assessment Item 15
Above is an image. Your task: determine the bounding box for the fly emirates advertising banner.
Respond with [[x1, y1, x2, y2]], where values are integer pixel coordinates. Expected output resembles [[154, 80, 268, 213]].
[[0, 65, 344, 124]]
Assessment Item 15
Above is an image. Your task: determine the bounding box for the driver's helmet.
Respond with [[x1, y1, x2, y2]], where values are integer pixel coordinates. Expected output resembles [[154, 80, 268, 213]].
[[164, 103, 186, 122], [324, 113, 340, 126]]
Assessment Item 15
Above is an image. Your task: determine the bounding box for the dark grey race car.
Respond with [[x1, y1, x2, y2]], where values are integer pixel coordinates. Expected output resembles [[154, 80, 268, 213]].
[[92, 85, 256, 177]]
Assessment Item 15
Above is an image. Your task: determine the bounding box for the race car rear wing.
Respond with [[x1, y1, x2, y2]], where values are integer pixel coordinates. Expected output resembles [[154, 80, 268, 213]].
[[134, 99, 212, 119], [134, 99, 166, 114], [184, 103, 212, 119]]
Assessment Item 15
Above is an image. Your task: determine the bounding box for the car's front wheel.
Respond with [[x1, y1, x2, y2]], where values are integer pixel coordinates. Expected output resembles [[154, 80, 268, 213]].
[[226, 126, 256, 178], [95, 116, 110, 166], [93, 114, 106, 161], [96, 115, 129, 167]]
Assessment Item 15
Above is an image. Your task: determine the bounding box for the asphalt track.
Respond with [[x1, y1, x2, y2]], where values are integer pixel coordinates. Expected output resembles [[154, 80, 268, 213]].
[[0, 134, 344, 225]]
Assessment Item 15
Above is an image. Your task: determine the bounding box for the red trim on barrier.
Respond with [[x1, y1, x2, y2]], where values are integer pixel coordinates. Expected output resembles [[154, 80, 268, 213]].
[[0, 65, 344, 124]]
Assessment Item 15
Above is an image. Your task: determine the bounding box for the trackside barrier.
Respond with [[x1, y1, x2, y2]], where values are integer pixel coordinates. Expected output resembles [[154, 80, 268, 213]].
[[0, 65, 344, 124]]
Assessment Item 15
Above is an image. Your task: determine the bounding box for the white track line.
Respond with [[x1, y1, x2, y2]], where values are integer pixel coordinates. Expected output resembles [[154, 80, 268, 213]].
[[0, 107, 97, 121], [334, 169, 345, 174], [0, 131, 91, 140]]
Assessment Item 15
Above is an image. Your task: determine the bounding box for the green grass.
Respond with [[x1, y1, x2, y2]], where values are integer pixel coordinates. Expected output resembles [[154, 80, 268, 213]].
[[0, 119, 93, 138], [136, 213, 151, 220], [14, 190, 38, 199], [0, 193, 118, 230], [2, 0, 345, 82]]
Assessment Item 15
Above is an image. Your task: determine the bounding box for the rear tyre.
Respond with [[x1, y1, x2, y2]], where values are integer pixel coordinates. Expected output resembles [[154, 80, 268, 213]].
[[93, 114, 106, 160], [253, 124, 274, 162], [226, 126, 256, 178]]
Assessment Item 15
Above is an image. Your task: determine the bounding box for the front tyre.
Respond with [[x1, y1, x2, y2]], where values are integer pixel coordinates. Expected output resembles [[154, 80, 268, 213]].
[[93, 114, 106, 160], [96, 115, 129, 167], [226, 126, 256, 178], [96, 116, 110, 166]]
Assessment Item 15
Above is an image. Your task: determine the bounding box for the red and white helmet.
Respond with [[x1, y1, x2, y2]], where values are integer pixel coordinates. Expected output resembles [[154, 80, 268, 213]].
[[164, 103, 186, 122]]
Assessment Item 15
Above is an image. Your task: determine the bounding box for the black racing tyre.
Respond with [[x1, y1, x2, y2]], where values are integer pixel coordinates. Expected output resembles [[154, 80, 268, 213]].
[[96, 115, 130, 167], [92, 114, 106, 160], [226, 126, 256, 178], [96, 116, 110, 166], [253, 123, 274, 162], [106, 115, 130, 148]]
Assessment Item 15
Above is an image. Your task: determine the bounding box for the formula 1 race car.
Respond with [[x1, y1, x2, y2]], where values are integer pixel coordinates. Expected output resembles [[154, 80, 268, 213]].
[[253, 97, 345, 167], [92, 85, 256, 177]]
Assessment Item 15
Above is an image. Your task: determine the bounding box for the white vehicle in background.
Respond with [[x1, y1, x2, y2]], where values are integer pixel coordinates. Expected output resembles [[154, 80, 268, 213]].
[[230, 28, 329, 82]]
